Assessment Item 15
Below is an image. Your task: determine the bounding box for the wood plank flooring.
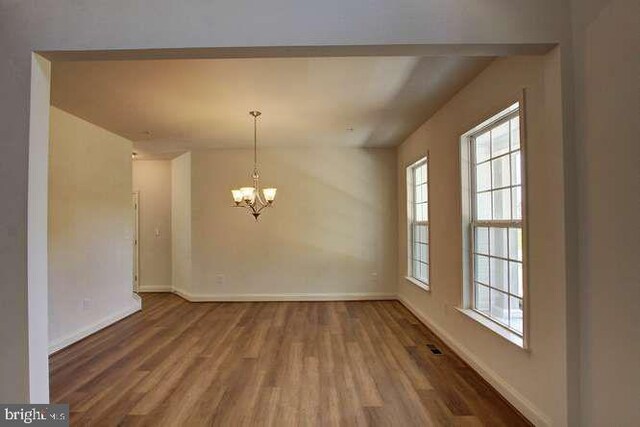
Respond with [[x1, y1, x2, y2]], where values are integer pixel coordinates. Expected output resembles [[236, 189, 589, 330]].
[[50, 293, 531, 426]]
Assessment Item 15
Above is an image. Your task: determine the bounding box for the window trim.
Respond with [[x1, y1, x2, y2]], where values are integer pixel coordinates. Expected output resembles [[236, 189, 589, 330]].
[[406, 154, 431, 291], [459, 92, 529, 349]]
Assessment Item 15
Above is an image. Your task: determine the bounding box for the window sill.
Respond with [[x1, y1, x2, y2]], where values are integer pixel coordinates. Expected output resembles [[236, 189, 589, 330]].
[[404, 276, 430, 292], [455, 307, 527, 350]]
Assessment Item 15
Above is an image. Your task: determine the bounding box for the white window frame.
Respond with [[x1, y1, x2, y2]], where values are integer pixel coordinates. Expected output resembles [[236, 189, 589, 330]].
[[458, 96, 529, 349], [405, 155, 430, 291]]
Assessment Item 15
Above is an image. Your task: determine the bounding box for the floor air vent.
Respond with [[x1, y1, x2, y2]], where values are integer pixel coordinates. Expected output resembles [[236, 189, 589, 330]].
[[426, 344, 443, 355]]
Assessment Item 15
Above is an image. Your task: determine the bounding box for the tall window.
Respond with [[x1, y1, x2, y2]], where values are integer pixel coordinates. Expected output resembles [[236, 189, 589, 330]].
[[467, 102, 525, 339], [407, 157, 429, 288]]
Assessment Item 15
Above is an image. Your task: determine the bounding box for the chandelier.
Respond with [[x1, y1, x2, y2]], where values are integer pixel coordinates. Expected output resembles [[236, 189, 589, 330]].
[[230, 111, 277, 220]]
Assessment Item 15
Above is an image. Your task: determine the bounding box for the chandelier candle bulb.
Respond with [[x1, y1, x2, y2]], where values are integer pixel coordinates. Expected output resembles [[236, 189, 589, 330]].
[[240, 187, 256, 203], [231, 189, 243, 204], [263, 188, 277, 203]]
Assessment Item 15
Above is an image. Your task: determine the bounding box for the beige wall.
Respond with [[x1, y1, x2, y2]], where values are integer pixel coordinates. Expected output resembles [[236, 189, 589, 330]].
[[48, 107, 140, 351], [570, 0, 640, 424], [171, 152, 192, 293], [132, 160, 172, 291], [396, 53, 567, 426], [187, 147, 397, 299]]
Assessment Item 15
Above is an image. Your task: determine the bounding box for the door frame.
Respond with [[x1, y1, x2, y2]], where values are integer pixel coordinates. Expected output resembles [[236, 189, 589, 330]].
[[133, 191, 140, 292]]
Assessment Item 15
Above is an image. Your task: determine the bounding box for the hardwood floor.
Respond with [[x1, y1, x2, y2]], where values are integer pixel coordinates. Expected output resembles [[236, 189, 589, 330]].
[[50, 293, 531, 426]]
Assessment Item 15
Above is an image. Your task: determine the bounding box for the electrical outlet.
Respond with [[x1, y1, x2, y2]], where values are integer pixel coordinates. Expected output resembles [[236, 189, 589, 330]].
[[82, 298, 91, 311], [215, 274, 225, 285], [370, 272, 378, 283]]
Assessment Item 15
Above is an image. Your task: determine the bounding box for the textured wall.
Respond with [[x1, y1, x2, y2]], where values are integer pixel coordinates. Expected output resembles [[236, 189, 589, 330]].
[[396, 53, 567, 425], [570, 0, 640, 424], [48, 107, 138, 349], [187, 147, 397, 299]]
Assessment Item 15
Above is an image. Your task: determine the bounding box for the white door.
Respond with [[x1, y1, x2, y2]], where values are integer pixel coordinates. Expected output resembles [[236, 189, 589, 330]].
[[133, 192, 139, 292]]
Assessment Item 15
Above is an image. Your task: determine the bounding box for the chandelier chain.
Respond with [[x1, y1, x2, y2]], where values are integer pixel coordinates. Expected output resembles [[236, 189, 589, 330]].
[[252, 111, 260, 177]]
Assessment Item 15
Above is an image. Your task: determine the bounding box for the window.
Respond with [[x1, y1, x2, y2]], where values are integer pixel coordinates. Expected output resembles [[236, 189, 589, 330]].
[[407, 156, 429, 289], [462, 101, 526, 345]]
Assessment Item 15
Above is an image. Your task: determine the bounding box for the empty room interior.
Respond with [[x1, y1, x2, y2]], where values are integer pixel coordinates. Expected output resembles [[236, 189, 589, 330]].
[[1, 1, 638, 425], [45, 48, 562, 425]]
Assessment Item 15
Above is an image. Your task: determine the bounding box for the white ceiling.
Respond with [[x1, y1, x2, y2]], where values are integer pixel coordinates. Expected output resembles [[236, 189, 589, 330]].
[[52, 56, 491, 159]]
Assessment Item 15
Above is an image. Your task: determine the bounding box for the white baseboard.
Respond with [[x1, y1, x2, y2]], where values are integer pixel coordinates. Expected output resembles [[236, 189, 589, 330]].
[[396, 295, 550, 427], [48, 301, 141, 355], [173, 288, 396, 302], [137, 286, 173, 292]]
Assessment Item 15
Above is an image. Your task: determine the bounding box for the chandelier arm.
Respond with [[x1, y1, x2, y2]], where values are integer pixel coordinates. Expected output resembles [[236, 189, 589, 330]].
[[232, 200, 259, 211], [252, 171, 268, 207], [256, 203, 270, 214], [243, 203, 257, 214]]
